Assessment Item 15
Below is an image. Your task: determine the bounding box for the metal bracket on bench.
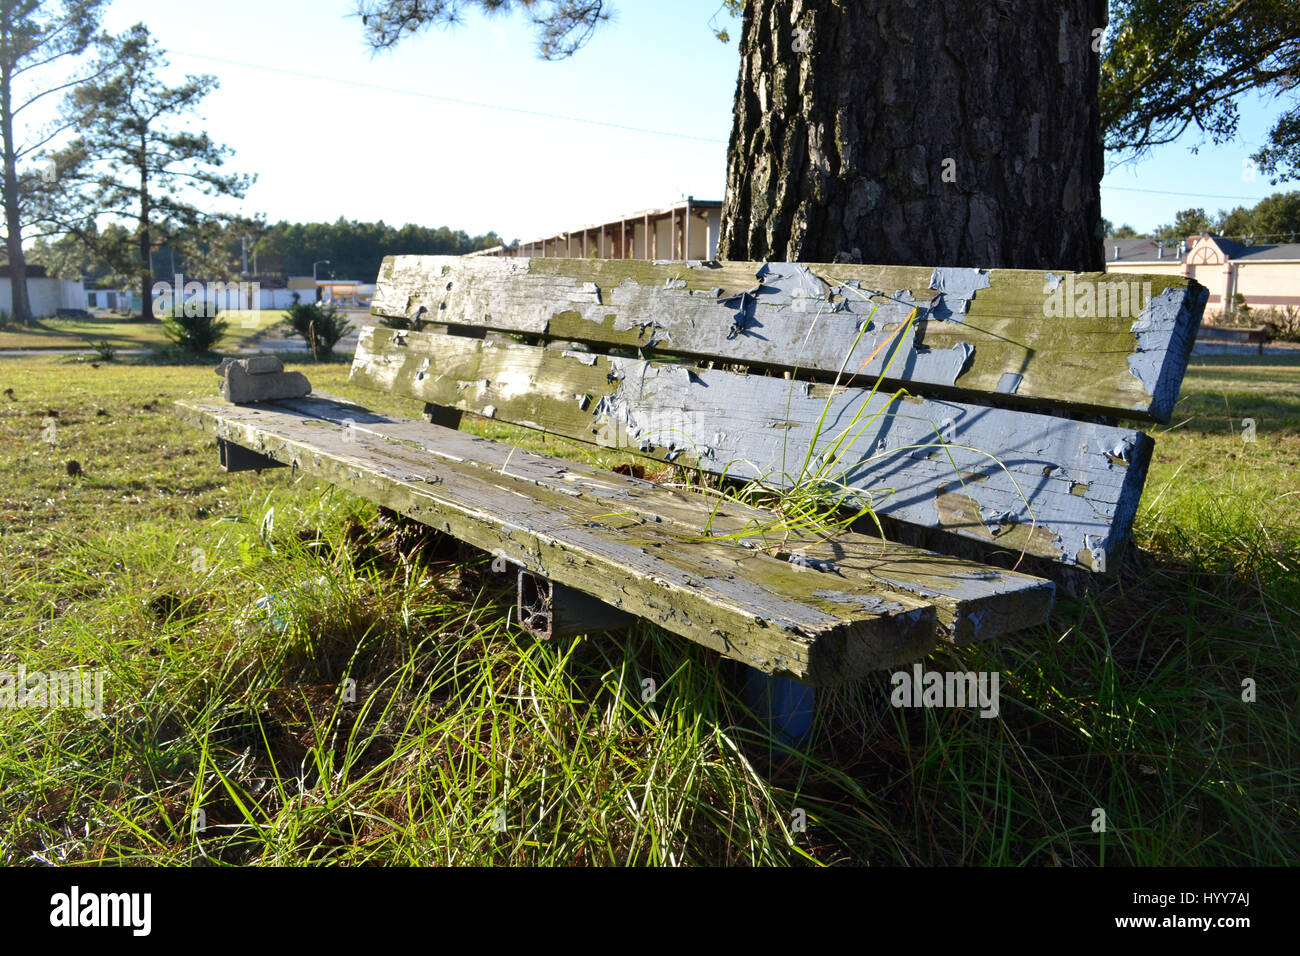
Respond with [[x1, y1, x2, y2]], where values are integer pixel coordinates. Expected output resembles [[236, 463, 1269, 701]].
[[423, 402, 463, 430], [218, 438, 286, 473], [516, 570, 635, 640]]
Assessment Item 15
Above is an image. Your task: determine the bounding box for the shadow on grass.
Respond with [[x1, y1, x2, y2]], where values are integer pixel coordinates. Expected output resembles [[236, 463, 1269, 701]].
[[1172, 354, 1300, 434], [126, 346, 354, 367], [744, 531, 1300, 865], [305, 508, 1299, 865]]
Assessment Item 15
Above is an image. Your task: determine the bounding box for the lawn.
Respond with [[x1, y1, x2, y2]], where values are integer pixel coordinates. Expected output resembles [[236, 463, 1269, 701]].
[[0, 348, 1296, 865], [0, 310, 286, 352]]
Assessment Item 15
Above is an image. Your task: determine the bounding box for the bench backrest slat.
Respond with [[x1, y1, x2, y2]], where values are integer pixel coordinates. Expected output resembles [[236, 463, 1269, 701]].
[[370, 255, 1207, 422], [357, 255, 1207, 573], [352, 325, 1153, 570]]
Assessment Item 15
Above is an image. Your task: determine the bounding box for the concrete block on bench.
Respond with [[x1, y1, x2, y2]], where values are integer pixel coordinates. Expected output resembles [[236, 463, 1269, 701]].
[[216, 356, 311, 403]]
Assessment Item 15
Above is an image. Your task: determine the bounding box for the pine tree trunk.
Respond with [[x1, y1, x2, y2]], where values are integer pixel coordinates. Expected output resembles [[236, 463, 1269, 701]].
[[138, 132, 153, 322], [1, 64, 31, 324], [718, 0, 1108, 271], [138, 227, 153, 322]]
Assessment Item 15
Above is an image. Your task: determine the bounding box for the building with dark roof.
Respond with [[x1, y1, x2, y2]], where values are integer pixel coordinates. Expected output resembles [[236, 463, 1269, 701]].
[[1106, 233, 1300, 317]]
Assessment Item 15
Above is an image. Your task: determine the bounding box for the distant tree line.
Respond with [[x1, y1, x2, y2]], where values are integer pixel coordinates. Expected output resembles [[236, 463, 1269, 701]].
[[24, 216, 506, 287], [1104, 191, 1300, 244], [250, 218, 506, 281]]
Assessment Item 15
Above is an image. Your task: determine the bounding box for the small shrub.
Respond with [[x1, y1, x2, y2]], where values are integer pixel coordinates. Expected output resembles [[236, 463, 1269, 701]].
[[286, 302, 354, 359], [90, 340, 118, 361], [161, 307, 229, 354], [1259, 306, 1300, 342]]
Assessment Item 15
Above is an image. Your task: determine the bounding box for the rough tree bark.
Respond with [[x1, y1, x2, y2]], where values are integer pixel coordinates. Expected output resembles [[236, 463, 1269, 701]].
[[718, 0, 1108, 272]]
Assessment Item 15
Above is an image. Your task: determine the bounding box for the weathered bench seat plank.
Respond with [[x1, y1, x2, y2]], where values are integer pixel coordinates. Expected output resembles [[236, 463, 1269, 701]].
[[175, 392, 1054, 683], [352, 327, 1153, 571], [283, 398, 1055, 644], [372, 256, 1207, 422]]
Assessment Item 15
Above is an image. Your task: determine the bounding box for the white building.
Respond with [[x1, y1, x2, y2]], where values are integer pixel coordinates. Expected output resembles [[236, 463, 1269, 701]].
[[84, 287, 134, 311], [0, 268, 85, 316], [1105, 234, 1300, 319]]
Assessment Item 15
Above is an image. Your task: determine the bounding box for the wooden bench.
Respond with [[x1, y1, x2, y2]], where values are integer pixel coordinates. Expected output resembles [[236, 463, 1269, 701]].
[[174, 257, 1207, 686], [1196, 323, 1268, 355]]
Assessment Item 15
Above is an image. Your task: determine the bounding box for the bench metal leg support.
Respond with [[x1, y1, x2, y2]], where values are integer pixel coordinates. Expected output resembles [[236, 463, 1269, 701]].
[[517, 570, 635, 640], [218, 438, 287, 473], [423, 402, 463, 430], [744, 667, 816, 745]]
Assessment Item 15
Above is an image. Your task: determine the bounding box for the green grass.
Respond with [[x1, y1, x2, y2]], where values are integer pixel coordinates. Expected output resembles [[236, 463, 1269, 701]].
[[0, 310, 286, 351], [0, 351, 1296, 865]]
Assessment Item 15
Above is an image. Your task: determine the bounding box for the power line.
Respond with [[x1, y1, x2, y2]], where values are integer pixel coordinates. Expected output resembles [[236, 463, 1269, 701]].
[[1101, 184, 1279, 202], [164, 49, 729, 146], [1221, 233, 1300, 242], [1108, 230, 1299, 243], [143, 51, 1300, 209], [164, 51, 1300, 195]]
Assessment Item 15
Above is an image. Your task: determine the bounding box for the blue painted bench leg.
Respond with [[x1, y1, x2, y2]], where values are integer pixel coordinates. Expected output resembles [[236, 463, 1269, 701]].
[[744, 668, 815, 744]]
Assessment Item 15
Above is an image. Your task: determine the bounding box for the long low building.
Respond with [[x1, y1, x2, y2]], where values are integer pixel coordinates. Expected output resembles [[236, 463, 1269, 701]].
[[1105, 234, 1300, 318], [0, 265, 85, 316], [471, 198, 722, 261]]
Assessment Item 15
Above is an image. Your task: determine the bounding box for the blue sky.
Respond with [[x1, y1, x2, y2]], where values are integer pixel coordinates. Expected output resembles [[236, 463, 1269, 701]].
[[31, 0, 1300, 242]]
